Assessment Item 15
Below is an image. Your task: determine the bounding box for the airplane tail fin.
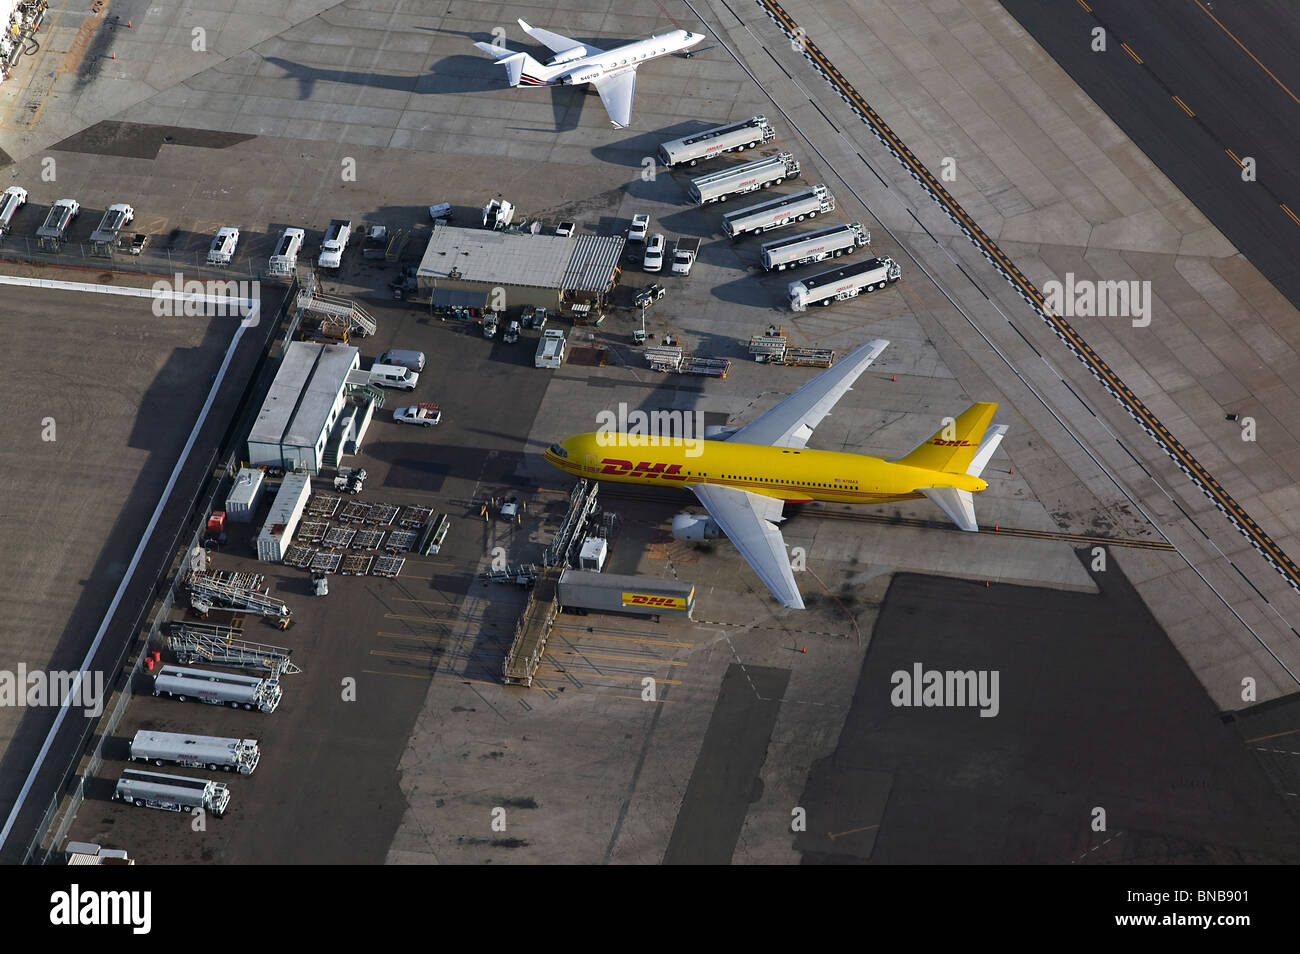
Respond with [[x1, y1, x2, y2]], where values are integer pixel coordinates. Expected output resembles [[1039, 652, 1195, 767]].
[[905, 407, 1006, 533], [896, 402, 998, 475], [472, 44, 553, 87]]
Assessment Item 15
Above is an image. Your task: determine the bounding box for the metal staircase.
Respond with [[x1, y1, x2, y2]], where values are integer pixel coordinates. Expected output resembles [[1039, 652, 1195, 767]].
[[167, 622, 302, 676]]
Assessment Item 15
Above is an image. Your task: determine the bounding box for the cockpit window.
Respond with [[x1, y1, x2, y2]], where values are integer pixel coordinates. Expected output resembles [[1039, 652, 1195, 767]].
[[548, 443, 568, 458]]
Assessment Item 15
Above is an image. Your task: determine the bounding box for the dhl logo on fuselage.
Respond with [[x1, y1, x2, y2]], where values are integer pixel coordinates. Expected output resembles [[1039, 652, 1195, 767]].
[[599, 458, 689, 481], [930, 439, 972, 447], [623, 593, 687, 609]]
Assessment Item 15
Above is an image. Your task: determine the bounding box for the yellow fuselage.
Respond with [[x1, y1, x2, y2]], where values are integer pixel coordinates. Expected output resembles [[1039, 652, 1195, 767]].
[[544, 434, 986, 503]]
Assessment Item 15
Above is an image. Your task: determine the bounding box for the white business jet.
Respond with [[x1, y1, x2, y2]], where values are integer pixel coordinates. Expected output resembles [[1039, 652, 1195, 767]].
[[473, 19, 705, 128]]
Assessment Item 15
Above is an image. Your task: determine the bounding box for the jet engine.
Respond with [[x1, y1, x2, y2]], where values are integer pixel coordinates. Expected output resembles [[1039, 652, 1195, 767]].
[[704, 425, 739, 440], [672, 513, 722, 541], [547, 46, 590, 67]]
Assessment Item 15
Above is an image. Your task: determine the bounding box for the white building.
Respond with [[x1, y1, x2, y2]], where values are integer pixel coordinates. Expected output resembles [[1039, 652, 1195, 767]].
[[247, 342, 360, 474]]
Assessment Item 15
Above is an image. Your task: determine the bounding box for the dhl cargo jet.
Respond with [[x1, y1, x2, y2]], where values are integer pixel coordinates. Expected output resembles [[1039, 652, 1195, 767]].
[[544, 339, 1008, 609], [473, 20, 704, 128]]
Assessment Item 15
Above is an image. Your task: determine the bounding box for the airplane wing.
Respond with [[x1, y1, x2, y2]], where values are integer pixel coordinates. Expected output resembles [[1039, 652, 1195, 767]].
[[591, 70, 637, 128], [728, 338, 889, 448], [691, 484, 804, 610], [517, 18, 603, 57]]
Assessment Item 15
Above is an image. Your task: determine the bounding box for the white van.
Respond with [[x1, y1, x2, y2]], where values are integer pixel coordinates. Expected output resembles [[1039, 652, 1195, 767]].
[[368, 363, 419, 390], [377, 349, 425, 372], [208, 227, 239, 266]]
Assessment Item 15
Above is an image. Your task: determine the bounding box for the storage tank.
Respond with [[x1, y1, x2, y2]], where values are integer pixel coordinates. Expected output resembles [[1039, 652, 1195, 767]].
[[225, 468, 265, 523]]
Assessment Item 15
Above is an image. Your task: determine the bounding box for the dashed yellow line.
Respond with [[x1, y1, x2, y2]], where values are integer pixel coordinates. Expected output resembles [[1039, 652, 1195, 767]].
[[1121, 42, 1143, 65], [1172, 94, 1195, 117], [1281, 204, 1300, 228], [1074, 0, 1092, 12]]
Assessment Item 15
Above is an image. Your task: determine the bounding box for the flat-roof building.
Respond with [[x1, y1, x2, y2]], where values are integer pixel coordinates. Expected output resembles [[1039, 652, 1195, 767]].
[[415, 224, 625, 312], [246, 342, 360, 474]]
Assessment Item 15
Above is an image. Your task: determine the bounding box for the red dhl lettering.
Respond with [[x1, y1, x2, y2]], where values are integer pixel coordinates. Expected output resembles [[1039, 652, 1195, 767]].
[[623, 593, 686, 608], [599, 459, 688, 481], [931, 439, 972, 447]]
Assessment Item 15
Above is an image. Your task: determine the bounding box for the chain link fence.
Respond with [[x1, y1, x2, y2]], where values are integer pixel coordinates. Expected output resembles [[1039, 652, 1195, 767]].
[[0, 236, 263, 283], [16, 280, 296, 864]]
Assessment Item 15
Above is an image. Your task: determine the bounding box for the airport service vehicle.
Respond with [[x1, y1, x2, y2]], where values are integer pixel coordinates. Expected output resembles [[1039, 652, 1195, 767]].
[[788, 256, 901, 311], [643, 233, 666, 272], [128, 233, 149, 255], [129, 730, 260, 775], [658, 115, 777, 168], [687, 152, 800, 205], [317, 219, 351, 269], [35, 198, 79, 250], [368, 363, 419, 390], [473, 19, 704, 128], [544, 339, 1006, 610], [670, 237, 700, 275], [558, 570, 696, 619], [556, 221, 575, 237], [332, 475, 364, 496], [535, 328, 567, 368], [483, 198, 514, 230], [152, 664, 282, 713], [378, 349, 425, 372], [207, 227, 239, 266], [761, 222, 869, 272], [114, 768, 230, 816], [634, 283, 665, 309], [88, 203, 134, 253], [721, 185, 834, 239], [393, 403, 442, 427], [629, 213, 650, 242], [0, 186, 27, 241], [362, 225, 389, 259], [429, 202, 453, 222], [503, 319, 521, 343], [267, 227, 305, 277], [482, 311, 499, 338]]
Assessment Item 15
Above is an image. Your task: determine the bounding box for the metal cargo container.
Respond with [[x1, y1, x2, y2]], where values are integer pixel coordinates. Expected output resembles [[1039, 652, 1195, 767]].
[[225, 468, 265, 523], [113, 768, 230, 816], [256, 474, 311, 562], [557, 570, 695, 618], [129, 730, 261, 774]]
